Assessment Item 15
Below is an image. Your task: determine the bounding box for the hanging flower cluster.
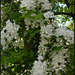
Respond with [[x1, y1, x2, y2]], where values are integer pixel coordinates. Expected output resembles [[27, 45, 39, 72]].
[[19, 0, 53, 31], [1, 20, 23, 49], [55, 27, 74, 45]]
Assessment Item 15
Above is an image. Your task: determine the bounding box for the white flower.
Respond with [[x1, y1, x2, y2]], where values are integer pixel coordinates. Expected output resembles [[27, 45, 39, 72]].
[[40, 24, 53, 39], [43, 11, 55, 20], [24, 18, 31, 25], [1, 20, 23, 50], [51, 49, 69, 74], [38, 55, 44, 60], [31, 60, 48, 75], [14, 0, 20, 3], [55, 26, 74, 44], [37, 0, 52, 10], [41, 3, 52, 10], [20, 0, 36, 10]]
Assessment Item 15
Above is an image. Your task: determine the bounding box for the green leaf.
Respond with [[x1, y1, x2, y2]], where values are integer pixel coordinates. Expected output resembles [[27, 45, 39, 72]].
[[68, 0, 72, 3], [34, 29, 40, 33], [68, 6, 71, 13], [44, 44, 50, 47], [8, 56, 17, 63], [60, 70, 66, 75], [30, 33, 35, 36], [57, 8, 59, 12], [22, 49, 28, 56], [60, 6, 63, 12], [19, 7, 27, 11], [68, 46, 74, 66], [14, 65, 22, 73], [51, 35, 57, 39], [6, 68, 15, 75], [72, 6, 74, 13], [68, 46, 74, 55], [30, 12, 43, 20], [11, 52, 22, 60], [24, 10, 34, 18], [30, 50, 34, 57], [10, 11, 21, 19], [52, 46, 62, 51], [64, 6, 67, 12], [66, 69, 74, 75], [1, 56, 9, 65], [36, 13, 43, 20]]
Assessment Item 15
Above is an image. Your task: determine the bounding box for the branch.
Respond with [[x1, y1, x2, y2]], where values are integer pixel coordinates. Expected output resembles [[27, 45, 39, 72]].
[[54, 12, 74, 18]]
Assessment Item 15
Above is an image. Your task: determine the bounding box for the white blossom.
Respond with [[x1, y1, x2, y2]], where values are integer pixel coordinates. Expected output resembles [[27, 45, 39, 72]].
[[1, 20, 23, 50], [40, 24, 54, 39], [43, 11, 55, 20], [50, 49, 69, 74], [55, 26, 74, 44], [20, 0, 36, 10], [30, 60, 49, 75], [37, 0, 52, 10]]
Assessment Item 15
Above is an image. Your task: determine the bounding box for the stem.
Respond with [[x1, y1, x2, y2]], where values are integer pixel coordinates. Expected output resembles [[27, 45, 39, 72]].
[[54, 12, 74, 17]]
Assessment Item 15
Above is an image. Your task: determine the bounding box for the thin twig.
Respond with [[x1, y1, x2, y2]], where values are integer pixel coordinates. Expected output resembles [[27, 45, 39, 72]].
[[54, 12, 74, 18]]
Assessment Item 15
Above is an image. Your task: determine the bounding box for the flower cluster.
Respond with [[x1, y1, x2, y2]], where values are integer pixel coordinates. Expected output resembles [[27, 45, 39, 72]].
[[37, 0, 52, 10], [1, 20, 23, 50], [30, 60, 49, 75], [38, 24, 54, 56], [20, 0, 52, 10], [31, 10, 58, 74], [44, 11, 55, 21], [20, 0, 55, 30], [55, 26, 74, 45], [14, 0, 20, 3], [40, 25, 54, 39], [24, 18, 44, 30], [30, 11, 74, 75], [20, 0, 36, 10], [50, 49, 69, 74]]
